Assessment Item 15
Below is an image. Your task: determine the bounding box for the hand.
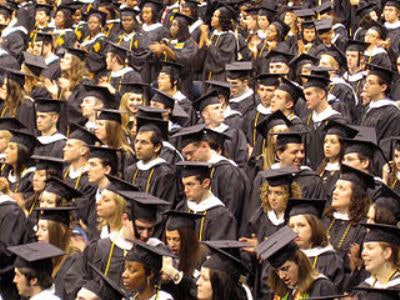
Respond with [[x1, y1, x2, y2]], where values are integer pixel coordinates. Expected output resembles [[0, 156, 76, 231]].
[[97, 81, 116, 94], [200, 24, 209, 34], [348, 243, 362, 272], [161, 256, 179, 279], [44, 78, 59, 97], [148, 42, 163, 54], [382, 161, 394, 183], [58, 77, 71, 90], [239, 234, 258, 254]]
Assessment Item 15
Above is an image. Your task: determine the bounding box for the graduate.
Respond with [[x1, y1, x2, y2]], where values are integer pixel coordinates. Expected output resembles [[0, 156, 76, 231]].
[[140, 0, 169, 45], [174, 161, 238, 241], [79, 9, 107, 55], [53, 5, 77, 49], [113, 7, 145, 50]]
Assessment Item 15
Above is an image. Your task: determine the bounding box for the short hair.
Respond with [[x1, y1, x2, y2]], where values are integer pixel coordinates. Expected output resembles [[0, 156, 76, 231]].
[[137, 124, 163, 146], [18, 267, 53, 290]]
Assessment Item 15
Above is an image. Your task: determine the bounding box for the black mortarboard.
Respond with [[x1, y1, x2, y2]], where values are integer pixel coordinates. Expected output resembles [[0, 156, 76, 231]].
[[353, 286, 400, 300], [205, 80, 231, 99], [315, 1, 333, 15], [386, 0, 400, 8], [3, 68, 25, 87], [340, 164, 375, 190], [171, 124, 210, 148], [164, 210, 203, 231], [8, 242, 64, 274], [294, 8, 315, 19], [256, 110, 292, 138], [106, 41, 130, 61], [307, 295, 347, 300], [85, 52, 106, 73], [264, 47, 294, 64], [105, 174, 139, 194], [343, 135, 380, 160], [69, 123, 101, 145], [277, 77, 304, 104], [136, 106, 167, 119], [31, 155, 65, 173], [35, 207, 77, 226], [258, 5, 276, 18], [176, 161, 211, 178], [0, 4, 13, 16], [192, 90, 220, 112], [88, 146, 118, 173], [368, 20, 387, 39], [83, 83, 116, 108], [127, 240, 174, 273], [274, 131, 304, 147], [182, 0, 198, 10], [322, 45, 347, 67], [45, 176, 83, 200], [289, 53, 319, 71], [256, 73, 280, 86], [96, 109, 122, 124], [225, 61, 253, 79], [367, 63, 393, 84], [36, 4, 53, 15], [356, 2, 376, 18], [260, 166, 298, 186], [0, 117, 25, 130], [23, 52, 47, 77], [64, 47, 87, 61], [35, 99, 63, 113], [244, 6, 259, 16], [302, 74, 330, 90], [346, 39, 369, 52], [302, 20, 316, 29], [270, 18, 290, 39], [375, 183, 400, 221], [160, 60, 184, 79], [142, 0, 164, 13], [136, 116, 168, 140], [120, 81, 148, 94], [88, 263, 128, 300], [215, 1, 236, 21], [315, 18, 333, 34], [125, 191, 169, 220], [88, 8, 107, 26], [151, 89, 175, 109], [173, 12, 195, 24], [203, 240, 251, 251], [256, 226, 298, 268], [323, 120, 359, 139], [9, 129, 38, 153], [34, 31, 53, 43], [285, 198, 326, 220], [363, 223, 400, 246], [56, 4, 76, 15], [120, 6, 138, 17]]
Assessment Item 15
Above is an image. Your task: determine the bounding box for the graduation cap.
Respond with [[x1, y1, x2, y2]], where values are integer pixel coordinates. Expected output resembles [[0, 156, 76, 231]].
[[9, 129, 38, 153], [258, 5, 276, 18], [256, 226, 298, 268], [363, 223, 400, 246], [315, 1, 333, 15], [322, 45, 346, 67], [8, 242, 64, 274], [87, 8, 107, 26], [302, 74, 330, 90], [277, 77, 304, 104], [368, 20, 387, 40], [56, 4, 76, 15], [323, 120, 359, 139], [35, 207, 77, 226], [35, 99, 63, 113], [88, 146, 118, 173], [160, 60, 184, 80], [340, 164, 375, 190], [315, 18, 333, 34], [273, 131, 305, 148], [182, 0, 199, 10], [87, 263, 128, 300], [127, 239, 175, 273], [23, 52, 47, 77], [106, 41, 130, 61], [285, 198, 326, 220], [172, 124, 208, 148], [307, 295, 348, 300], [192, 90, 221, 112], [164, 210, 203, 231], [260, 166, 298, 187], [255, 73, 280, 86], [83, 83, 116, 109], [69, 123, 101, 145], [356, 2, 377, 18], [173, 12, 195, 24], [294, 8, 315, 20], [36, 4, 53, 15], [86, 52, 107, 74], [136, 116, 168, 140], [31, 155, 65, 173], [3, 68, 26, 87], [343, 135, 381, 160], [205, 80, 231, 99], [64, 47, 88, 61], [96, 109, 122, 124], [215, 1, 236, 21], [302, 19, 316, 29], [353, 286, 400, 300], [136, 106, 167, 119], [105, 174, 139, 193], [0, 117, 26, 130], [151, 89, 175, 109], [0, 4, 13, 16], [176, 161, 211, 178], [120, 6, 138, 17], [45, 176, 83, 200], [367, 63, 393, 84], [264, 47, 294, 64], [256, 110, 292, 138], [225, 61, 253, 79], [289, 53, 319, 71], [34, 31, 53, 43], [374, 184, 400, 221], [270, 18, 290, 39], [244, 6, 259, 16], [346, 39, 369, 52], [120, 81, 149, 94]]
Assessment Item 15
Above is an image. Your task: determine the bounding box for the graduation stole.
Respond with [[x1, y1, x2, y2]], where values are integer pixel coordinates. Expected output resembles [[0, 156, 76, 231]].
[[132, 168, 155, 193], [253, 111, 260, 146], [326, 219, 352, 250], [274, 291, 309, 300]]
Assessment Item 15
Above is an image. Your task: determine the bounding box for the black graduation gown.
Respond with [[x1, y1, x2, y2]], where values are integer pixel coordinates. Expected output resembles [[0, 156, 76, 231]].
[[202, 31, 236, 81], [1, 26, 28, 59], [107, 66, 143, 95], [65, 78, 95, 125], [245, 208, 285, 242], [1, 165, 35, 197], [329, 76, 358, 123], [80, 32, 107, 55], [353, 274, 400, 298], [0, 97, 37, 133], [0, 49, 19, 69], [224, 107, 243, 131], [34, 133, 67, 158], [320, 168, 340, 207], [140, 23, 169, 46], [42, 55, 61, 80], [361, 101, 400, 141], [365, 48, 392, 69], [54, 253, 81, 300], [173, 93, 197, 127], [54, 29, 77, 49], [175, 196, 238, 241], [160, 141, 184, 166], [16, 1, 36, 32], [229, 89, 257, 121], [243, 105, 270, 147]]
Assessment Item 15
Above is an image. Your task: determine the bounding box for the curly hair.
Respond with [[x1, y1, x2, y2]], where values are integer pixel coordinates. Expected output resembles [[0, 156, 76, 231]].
[[215, 7, 233, 32], [62, 55, 89, 89], [2, 79, 26, 117], [260, 181, 302, 214]]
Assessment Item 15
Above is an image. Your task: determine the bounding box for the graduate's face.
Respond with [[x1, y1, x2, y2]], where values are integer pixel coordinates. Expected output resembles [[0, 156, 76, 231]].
[[276, 143, 305, 169], [196, 267, 213, 300], [125, 93, 144, 114], [88, 15, 102, 33], [302, 28, 315, 43], [0, 130, 10, 152], [332, 179, 352, 211], [182, 176, 209, 201], [0, 14, 10, 26], [269, 62, 289, 75], [75, 287, 100, 300], [270, 89, 292, 113], [0, 80, 7, 100], [257, 84, 275, 107], [342, 153, 369, 171], [97, 189, 117, 219], [60, 53, 73, 71], [81, 97, 99, 118], [257, 15, 270, 31], [303, 87, 323, 110], [266, 185, 288, 214], [244, 15, 257, 31], [363, 74, 387, 100], [134, 219, 155, 241], [36, 112, 58, 133], [105, 52, 117, 70], [122, 261, 147, 291], [165, 230, 181, 255], [40, 191, 58, 208], [266, 24, 278, 41], [365, 29, 380, 45], [274, 260, 299, 287], [394, 149, 400, 170], [157, 72, 173, 91], [366, 205, 375, 224], [227, 78, 248, 97], [36, 219, 50, 243], [346, 50, 361, 70], [63, 139, 86, 163], [14, 268, 35, 298], [94, 120, 107, 142], [181, 142, 209, 161], [72, 10, 82, 25], [211, 10, 221, 29], [289, 215, 313, 249], [35, 11, 49, 25], [384, 5, 400, 23], [88, 158, 108, 183], [202, 103, 224, 126], [170, 19, 180, 38], [141, 6, 153, 24], [135, 131, 160, 162], [55, 11, 66, 28], [32, 169, 47, 192], [362, 242, 392, 273], [323, 134, 341, 159], [122, 15, 135, 32], [4, 142, 18, 165]]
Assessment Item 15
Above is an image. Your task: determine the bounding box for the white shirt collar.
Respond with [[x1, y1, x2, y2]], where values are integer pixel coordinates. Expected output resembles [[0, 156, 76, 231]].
[[110, 66, 133, 78], [136, 157, 167, 170], [109, 230, 134, 250], [172, 90, 186, 102], [257, 103, 271, 115], [30, 286, 60, 300], [333, 211, 350, 221], [0, 48, 8, 57], [187, 193, 224, 212], [312, 106, 340, 123], [267, 210, 285, 226], [365, 47, 387, 56], [80, 33, 105, 47], [189, 19, 203, 33], [149, 291, 174, 300], [224, 106, 242, 118], [385, 20, 400, 30], [212, 29, 228, 36], [368, 98, 398, 111], [142, 22, 163, 32], [325, 162, 340, 171], [229, 89, 254, 103], [302, 245, 334, 257], [0, 194, 15, 205], [68, 165, 89, 179], [210, 123, 229, 133], [208, 150, 237, 167], [365, 276, 400, 288], [343, 70, 367, 82], [37, 133, 67, 145], [1, 25, 27, 37]]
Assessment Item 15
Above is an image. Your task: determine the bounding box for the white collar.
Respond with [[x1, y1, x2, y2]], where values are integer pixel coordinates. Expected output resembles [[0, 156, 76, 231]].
[[30, 286, 60, 300], [100, 225, 110, 239], [0, 48, 8, 57], [122, 31, 136, 40], [302, 245, 334, 257], [229, 89, 254, 103], [343, 70, 367, 82], [312, 106, 340, 123], [136, 157, 166, 170], [172, 90, 186, 102], [267, 210, 285, 226], [333, 211, 350, 221], [107, 19, 120, 25], [257, 30, 267, 40], [396, 170, 400, 180], [224, 106, 242, 118], [54, 28, 73, 34], [68, 165, 88, 179], [162, 141, 184, 161], [332, 23, 345, 30], [365, 276, 400, 288], [37, 133, 66, 145], [80, 33, 105, 47], [365, 47, 387, 56], [212, 29, 228, 36], [2, 25, 27, 37], [142, 22, 163, 32], [385, 20, 400, 29], [109, 230, 134, 250], [189, 19, 203, 33], [331, 76, 358, 105], [368, 98, 398, 111], [85, 121, 96, 131], [95, 188, 103, 203], [45, 53, 59, 65], [325, 162, 340, 171], [110, 66, 133, 78], [166, 2, 179, 9], [0, 194, 15, 205], [149, 291, 173, 300], [146, 237, 163, 247], [208, 150, 237, 167], [272, 164, 311, 171], [257, 103, 271, 115], [210, 123, 229, 133], [187, 193, 224, 212]]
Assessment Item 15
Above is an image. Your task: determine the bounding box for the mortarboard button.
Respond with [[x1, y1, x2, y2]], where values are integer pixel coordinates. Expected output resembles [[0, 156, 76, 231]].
[[322, 120, 359, 139], [64, 47, 88, 61], [105, 174, 139, 193], [367, 63, 393, 84], [34, 31, 53, 43]]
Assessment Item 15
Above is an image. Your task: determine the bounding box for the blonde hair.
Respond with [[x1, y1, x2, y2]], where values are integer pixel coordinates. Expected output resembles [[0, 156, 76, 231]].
[[260, 181, 302, 213], [97, 192, 127, 231], [261, 125, 289, 170], [21, 64, 47, 95], [320, 54, 340, 72], [119, 92, 146, 129], [102, 119, 134, 156]]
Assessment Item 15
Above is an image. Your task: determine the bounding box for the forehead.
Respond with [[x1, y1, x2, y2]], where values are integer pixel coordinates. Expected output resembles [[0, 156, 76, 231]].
[[136, 130, 153, 140]]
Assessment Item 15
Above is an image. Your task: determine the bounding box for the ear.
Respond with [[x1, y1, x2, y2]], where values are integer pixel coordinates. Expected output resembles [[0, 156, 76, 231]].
[[104, 165, 112, 175], [30, 277, 39, 287], [154, 143, 161, 154], [276, 149, 283, 160], [360, 159, 370, 171], [285, 99, 294, 111], [201, 178, 211, 189], [383, 246, 393, 261]]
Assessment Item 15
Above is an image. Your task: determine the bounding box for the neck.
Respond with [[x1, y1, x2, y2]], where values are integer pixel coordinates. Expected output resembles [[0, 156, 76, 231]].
[[41, 127, 57, 136], [138, 285, 156, 300], [374, 264, 397, 284], [88, 114, 96, 122], [30, 286, 45, 298], [70, 157, 87, 171], [349, 65, 362, 74], [206, 120, 221, 129], [328, 157, 339, 164], [141, 154, 158, 164], [166, 87, 176, 96], [196, 190, 212, 204], [107, 222, 120, 233], [315, 101, 329, 114], [371, 94, 386, 102], [98, 177, 109, 190], [274, 209, 284, 219], [335, 206, 349, 215], [111, 64, 124, 72]]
